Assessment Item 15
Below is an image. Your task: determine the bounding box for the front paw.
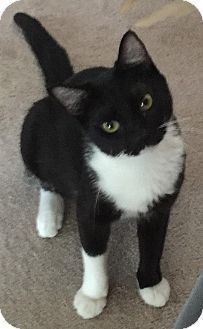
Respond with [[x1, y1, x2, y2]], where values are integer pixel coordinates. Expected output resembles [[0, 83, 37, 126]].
[[73, 289, 107, 319], [139, 278, 170, 307]]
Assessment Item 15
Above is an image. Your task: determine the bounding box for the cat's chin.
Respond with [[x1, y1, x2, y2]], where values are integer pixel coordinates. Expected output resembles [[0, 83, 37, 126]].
[[73, 289, 107, 319]]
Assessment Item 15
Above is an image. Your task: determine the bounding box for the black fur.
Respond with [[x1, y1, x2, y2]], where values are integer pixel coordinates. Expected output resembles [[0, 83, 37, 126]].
[[137, 170, 185, 289], [15, 13, 185, 292], [14, 12, 73, 89]]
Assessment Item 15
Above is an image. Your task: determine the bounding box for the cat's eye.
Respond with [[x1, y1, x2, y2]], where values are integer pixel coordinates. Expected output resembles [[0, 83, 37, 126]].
[[101, 121, 120, 133], [140, 94, 153, 111]]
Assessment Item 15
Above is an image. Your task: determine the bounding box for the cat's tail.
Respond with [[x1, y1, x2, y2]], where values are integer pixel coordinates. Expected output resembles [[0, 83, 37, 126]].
[[14, 12, 74, 91]]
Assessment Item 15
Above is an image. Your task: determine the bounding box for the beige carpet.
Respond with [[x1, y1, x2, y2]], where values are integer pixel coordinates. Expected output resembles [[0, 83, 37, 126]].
[[0, 1, 202, 328]]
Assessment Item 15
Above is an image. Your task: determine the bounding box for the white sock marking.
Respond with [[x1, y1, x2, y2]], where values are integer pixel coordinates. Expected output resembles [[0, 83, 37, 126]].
[[73, 249, 108, 319], [139, 277, 170, 307], [81, 249, 108, 298], [36, 189, 64, 238]]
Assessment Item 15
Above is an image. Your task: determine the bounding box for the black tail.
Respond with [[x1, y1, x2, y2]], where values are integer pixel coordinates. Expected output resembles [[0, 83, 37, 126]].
[[14, 12, 74, 90]]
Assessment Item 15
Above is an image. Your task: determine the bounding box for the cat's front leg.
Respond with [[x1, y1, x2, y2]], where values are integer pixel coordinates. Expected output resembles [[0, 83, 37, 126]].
[[74, 216, 111, 319], [137, 206, 170, 307], [73, 188, 119, 319], [74, 246, 109, 320]]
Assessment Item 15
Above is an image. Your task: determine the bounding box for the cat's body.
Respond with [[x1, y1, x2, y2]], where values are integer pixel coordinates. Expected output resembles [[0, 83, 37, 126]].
[[21, 96, 83, 197], [15, 13, 185, 319]]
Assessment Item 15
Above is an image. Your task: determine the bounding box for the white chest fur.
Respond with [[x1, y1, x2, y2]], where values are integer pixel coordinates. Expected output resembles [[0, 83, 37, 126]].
[[88, 126, 185, 215]]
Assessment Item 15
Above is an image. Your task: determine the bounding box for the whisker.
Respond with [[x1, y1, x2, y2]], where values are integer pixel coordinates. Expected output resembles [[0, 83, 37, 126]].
[[181, 128, 203, 135], [184, 141, 200, 155], [159, 117, 193, 129], [93, 188, 100, 231], [176, 117, 191, 122], [159, 121, 177, 128]]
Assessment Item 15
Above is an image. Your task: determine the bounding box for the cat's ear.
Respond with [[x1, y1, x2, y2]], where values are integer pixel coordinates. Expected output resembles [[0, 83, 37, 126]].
[[117, 30, 151, 66], [52, 86, 87, 115]]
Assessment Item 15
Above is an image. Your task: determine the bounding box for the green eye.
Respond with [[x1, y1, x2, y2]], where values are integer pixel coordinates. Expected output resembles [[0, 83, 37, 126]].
[[101, 120, 120, 133], [140, 93, 153, 111]]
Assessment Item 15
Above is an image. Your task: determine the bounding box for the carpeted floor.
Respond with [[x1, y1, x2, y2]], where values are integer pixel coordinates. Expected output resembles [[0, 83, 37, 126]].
[[0, 1, 202, 328]]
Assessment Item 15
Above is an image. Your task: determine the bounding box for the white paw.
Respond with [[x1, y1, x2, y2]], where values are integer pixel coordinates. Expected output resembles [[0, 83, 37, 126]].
[[139, 278, 170, 307], [56, 212, 63, 230], [73, 289, 107, 319], [36, 211, 60, 238]]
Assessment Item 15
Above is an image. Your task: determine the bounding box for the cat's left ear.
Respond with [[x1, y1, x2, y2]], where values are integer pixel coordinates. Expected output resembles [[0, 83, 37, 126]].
[[116, 30, 151, 66], [52, 86, 87, 115]]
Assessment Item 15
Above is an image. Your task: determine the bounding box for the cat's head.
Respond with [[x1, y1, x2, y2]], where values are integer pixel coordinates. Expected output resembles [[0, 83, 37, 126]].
[[53, 31, 173, 155]]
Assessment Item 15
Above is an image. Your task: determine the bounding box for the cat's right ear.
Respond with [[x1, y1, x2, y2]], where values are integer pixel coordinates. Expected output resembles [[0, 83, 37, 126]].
[[52, 86, 87, 115], [116, 30, 151, 67]]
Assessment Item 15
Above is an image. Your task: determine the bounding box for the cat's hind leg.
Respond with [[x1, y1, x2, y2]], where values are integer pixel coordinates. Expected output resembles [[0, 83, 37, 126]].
[[36, 187, 64, 238]]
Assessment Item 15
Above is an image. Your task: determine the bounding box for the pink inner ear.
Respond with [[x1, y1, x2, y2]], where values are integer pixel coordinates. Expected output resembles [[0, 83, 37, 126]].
[[118, 31, 149, 65], [52, 86, 86, 113]]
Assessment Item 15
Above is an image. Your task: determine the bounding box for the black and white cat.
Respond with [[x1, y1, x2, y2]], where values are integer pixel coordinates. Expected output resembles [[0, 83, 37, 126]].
[[14, 13, 185, 319]]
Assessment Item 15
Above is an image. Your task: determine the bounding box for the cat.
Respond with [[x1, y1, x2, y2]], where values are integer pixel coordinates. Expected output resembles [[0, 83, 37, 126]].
[[14, 12, 185, 319]]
